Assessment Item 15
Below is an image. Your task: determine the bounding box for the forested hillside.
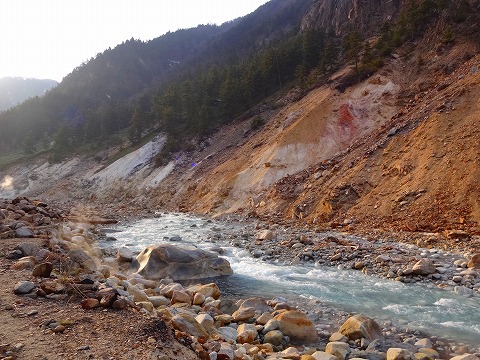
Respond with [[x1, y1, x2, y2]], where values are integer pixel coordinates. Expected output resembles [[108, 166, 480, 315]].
[[0, 0, 471, 166]]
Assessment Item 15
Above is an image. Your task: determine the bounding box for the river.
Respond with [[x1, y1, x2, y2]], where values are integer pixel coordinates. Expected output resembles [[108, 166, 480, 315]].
[[100, 213, 480, 347]]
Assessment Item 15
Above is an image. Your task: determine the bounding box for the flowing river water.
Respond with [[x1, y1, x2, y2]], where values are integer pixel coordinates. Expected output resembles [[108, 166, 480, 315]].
[[100, 213, 480, 347]]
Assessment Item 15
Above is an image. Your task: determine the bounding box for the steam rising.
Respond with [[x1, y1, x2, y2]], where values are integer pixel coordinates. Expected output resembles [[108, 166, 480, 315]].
[[0, 175, 13, 189]]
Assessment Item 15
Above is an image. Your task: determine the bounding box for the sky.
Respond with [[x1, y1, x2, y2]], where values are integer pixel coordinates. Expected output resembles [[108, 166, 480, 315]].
[[0, 0, 269, 82]]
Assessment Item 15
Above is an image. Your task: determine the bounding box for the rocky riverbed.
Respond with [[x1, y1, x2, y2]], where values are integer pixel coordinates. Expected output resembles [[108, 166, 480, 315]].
[[1, 197, 479, 359]]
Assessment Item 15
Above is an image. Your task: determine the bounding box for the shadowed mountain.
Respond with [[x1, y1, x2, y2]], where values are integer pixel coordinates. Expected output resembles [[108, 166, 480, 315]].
[[0, 77, 57, 111]]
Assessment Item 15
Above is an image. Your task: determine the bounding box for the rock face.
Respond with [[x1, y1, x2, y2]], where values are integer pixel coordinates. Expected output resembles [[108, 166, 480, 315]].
[[339, 314, 383, 342], [134, 244, 233, 281], [301, 0, 402, 36]]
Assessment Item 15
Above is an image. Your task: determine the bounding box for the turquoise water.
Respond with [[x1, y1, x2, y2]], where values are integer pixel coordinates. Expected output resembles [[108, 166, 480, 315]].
[[103, 214, 480, 346]]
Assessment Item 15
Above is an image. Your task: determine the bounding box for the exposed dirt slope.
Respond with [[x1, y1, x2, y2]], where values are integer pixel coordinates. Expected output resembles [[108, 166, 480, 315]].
[[169, 69, 399, 215], [277, 45, 480, 233], [152, 40, 480, 234]]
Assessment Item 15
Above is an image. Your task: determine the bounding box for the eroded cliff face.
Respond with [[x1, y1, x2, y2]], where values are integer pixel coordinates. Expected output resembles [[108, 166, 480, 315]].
[[151, 37, 480, 234], [301, 0, 404, 35]]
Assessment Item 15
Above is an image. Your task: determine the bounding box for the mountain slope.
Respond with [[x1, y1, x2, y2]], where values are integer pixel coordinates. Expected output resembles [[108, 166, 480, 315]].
[[0, 77, 57, 111]]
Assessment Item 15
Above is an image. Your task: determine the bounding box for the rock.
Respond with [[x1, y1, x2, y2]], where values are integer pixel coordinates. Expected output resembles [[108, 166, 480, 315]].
[[311, 351, 338, 360], [445, 230, 470, 239], [189, 283, 221, 299], [218, 343, 235, 360], [414, 339, 432, 348], [339, 314, 383, 342], [329, 332, 348, 342], [417, 348, 439, 359], [148, 295, 170, 307], [454, 286, 474, 296], [195, 313, 215, 331], [376, 255, 391, 263], [11, 256, 36, 270], [263, 319, 279, 333], [232, 307, 256, 322], [215, 314, 233, 325], [171, 290, 192, 305], [170, 313, 209, 338], [16, 242, 41, 256], [81, 298, 100, 310], [325, 342, 351, 360], [135, 244, 232, 280], [450, 355, 479, 360], [467, 254, 480, 269], [127, 286, 149, 302], [117, 247, 134, 263], [53, 325, 66, 333], [193, 292, 206, 305], [414, 353, 433, 360], [274, 310, 318, 344], [257, 229, 276, 241], [96, 288, 117, 307], [68, 249, 97, 272], [217, 326, 238, 342], [256, 312, 274, 325], [137, 301, 154, 312], [32, 262, 53, 278], [6, 249, 23, 259], [366, 339, 385, 352], [160, 283, 184, 298], [40, 280, 65, 294], [15, 227, 34, 238], [282, 347, 301, 358], [263, 330, 283, 346], [411, 259, 436, 275], [97, 265, 111, 279], [112, 299, 128, 310], [237, 297, 270, 314], [35, 248, 51, 262], [387, 348, 412, 360], [14, 281, 35, 294], [237, 323, 258, 344]]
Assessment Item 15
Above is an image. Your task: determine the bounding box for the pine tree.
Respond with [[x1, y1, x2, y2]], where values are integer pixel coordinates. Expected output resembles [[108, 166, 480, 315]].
[[128, 104, 142, 144], [343, 30, 363, 74]]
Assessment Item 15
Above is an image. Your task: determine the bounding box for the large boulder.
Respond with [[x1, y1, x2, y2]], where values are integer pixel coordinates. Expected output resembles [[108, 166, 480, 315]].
[[135, 244, 232, 281], [339, 314, 383, 342], [274, 310, 318, 344]]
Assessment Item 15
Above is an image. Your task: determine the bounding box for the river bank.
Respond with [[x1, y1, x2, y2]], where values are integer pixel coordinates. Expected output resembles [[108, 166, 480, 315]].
[[1, 198, 479, 359]]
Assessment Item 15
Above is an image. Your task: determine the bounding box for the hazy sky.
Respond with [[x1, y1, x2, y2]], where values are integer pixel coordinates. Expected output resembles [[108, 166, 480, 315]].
[[0, 0, 268, 82]]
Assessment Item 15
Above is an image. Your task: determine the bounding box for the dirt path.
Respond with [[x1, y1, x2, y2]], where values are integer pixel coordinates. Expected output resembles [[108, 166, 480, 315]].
[[0, 237, 198, 360]]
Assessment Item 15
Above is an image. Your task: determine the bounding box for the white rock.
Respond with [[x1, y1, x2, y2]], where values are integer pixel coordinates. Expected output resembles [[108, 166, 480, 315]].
[[325, 341, 351, 360]]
